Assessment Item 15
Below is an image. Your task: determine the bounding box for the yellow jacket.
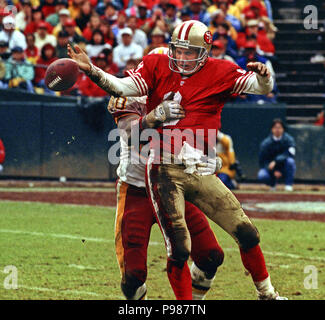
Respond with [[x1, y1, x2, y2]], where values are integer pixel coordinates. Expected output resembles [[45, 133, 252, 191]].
[[207, 4, 242, 19], [216, 131, 236, 179], [235, 0, 266, 13]]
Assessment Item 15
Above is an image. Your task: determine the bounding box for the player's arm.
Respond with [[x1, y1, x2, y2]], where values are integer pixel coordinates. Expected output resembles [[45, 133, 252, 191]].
[[108, 96, 185, 141], [231, 62, 274, 95], [67, 44, 140, 97]]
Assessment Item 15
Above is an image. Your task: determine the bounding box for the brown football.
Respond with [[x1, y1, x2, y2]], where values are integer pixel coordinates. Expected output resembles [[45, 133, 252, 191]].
[[45, 58, 79, 91]]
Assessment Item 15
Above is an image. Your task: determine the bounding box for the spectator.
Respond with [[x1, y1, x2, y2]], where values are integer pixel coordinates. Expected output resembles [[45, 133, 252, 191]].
[[0, 15, 27, 51], [187, 0, 211, 26], [141, 7, 168, 35], [24, 33, 39, 64], [99, 18, 116, 47], [0, 55, 5, 88], [4, 46, 34, 93], [143, 26, 167, 56], [208, 0, 242, 20], [210, 40, 235, 63], [242, 0, 268, 19], [63, 18, 86, 45], [41, 0, 57, 19], [123, 58, 138, 75], [15, 0, 33, 32], [0, 8, 10, 32], [236, 19, 275, 56], [34, 21, 57, 51], [111, 11, 127, 38], [235, 0, 266, 14], [213, 0, 242, 31], [179, 7, 192, 22], [113, 27, 143, 70], [216, 131, 238, 190], [121, 15, 147, 50], [46, 0, 69, 27], [242, 0, 277, 40], [258, 119, 296, 192], [100, 47, 119, 75], [130, 1, 151, 29], [52, 8, 73, 37], [314, 111, 324, 126], [0, 138, 5, 173], [96, 0, 123, 15], [24, 7, 52, 35], [164, 2, 182, 34], [56, 30, 69, 58], [85, 29, 112, 58], [75, 0, 93, 31], [82, 13, 102, 42], [102, 2, 118, 26], [68, 0, 84, 20], [213, 26, 238, 59], [34, 43, 57, 94], [0, 40, 10, 60], [209, 9, 237, 41]]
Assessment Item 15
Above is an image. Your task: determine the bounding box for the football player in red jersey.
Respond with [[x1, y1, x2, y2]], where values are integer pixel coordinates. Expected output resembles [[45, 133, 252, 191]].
[[109, 94, 224, 300], [68, 21, 287, 300]]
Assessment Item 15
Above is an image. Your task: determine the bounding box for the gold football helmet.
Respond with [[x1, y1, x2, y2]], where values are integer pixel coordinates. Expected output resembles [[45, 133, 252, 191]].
[[168, 20, 212, 75]]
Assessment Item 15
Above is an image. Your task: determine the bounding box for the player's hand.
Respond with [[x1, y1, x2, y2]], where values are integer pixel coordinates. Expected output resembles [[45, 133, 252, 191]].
[[274, 170, 282, 179], [197, 156, 223, 176], [247, 62, 271, 78], [154, 100, 185, 122], [67, 43, 91, 73]]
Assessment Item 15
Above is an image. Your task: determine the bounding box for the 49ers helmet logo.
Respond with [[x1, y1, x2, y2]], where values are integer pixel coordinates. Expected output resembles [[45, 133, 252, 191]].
[[204, 31, 212, 44]]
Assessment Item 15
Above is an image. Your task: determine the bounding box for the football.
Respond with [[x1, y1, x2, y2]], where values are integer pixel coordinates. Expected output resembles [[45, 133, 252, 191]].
[[45, 58, 79, 91]]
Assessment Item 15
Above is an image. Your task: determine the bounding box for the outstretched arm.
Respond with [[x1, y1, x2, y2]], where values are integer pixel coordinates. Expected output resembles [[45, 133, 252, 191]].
[[232, 62, 274, 95], [244, 62, 274, 95], [67, 44, 140, 97]]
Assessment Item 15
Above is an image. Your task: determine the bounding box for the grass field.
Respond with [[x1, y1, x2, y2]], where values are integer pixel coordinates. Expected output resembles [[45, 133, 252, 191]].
[[0, 200, 324, 300]]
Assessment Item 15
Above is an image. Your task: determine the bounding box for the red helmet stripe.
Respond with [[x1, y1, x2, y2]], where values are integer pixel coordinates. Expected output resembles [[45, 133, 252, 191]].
[[184, 21, 195, 40], [178, 23, 186, 39]]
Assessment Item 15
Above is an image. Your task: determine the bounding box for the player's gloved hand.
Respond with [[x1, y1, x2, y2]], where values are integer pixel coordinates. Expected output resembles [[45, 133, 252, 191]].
[[143, 100, 185, 128], [154, 100, 185, 122], [196, 156, 223, 176]]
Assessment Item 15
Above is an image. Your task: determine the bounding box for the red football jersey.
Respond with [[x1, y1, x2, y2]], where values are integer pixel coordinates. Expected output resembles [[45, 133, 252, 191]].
[[127, 54, 253, 155]]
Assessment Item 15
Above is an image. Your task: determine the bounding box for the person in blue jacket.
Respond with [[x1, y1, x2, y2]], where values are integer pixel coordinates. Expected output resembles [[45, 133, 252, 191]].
[[257, 118, 296, 191]]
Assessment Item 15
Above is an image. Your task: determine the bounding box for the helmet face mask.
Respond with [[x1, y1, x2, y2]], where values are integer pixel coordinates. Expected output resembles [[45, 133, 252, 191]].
[[168, 43, 208, 75], [168, 20, 212, 75]]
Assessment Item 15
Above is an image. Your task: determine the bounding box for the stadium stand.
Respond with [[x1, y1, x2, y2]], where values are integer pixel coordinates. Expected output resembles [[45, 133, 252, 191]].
[[0, 0, 324, 125], [271, 0, 325, 124]]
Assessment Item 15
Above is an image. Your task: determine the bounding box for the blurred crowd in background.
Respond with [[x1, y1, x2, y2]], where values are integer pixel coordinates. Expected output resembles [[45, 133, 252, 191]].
[[0, 0, 279, 103]]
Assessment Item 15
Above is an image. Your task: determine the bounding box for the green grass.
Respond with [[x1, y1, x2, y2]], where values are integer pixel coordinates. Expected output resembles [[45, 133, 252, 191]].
[[0, 201, 324, 300]]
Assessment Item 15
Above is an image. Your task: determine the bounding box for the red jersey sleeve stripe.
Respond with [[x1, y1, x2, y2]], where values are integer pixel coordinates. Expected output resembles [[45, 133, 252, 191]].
[[133, 70, 149, 95], [237, 73, 255, 94], [233, 71, 253, 93], [127, 69, 147, 96]]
